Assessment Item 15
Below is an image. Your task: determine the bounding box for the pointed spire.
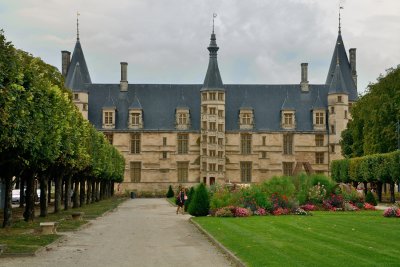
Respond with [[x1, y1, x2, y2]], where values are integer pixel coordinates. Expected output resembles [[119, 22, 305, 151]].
[[65, 14, 92, 91], [201, 14, 224, 91], [329, 63, 348, 95], [77, 11, 80, 41]]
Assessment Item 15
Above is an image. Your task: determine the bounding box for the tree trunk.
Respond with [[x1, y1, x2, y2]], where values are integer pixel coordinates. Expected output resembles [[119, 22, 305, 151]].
[[61, 178, 64, 205], [2, 177, 13, 228], [86, 178, 91, 204], [80, 177, 85, 207], [64, 175, 71, 210], [111, 181, 115, 196], [383, 183, 387, 194], [73, 178, 79, 208], [39, 176, 48, 217], [352, 181, 358, 188], [363, 182, 368, 195], [23, 171, 35, 222], [54, 176, 61, 213], [19, 175, 25, 208], [48, 178, 52, 204], [390, 181, 395, 203], [91, 180, 96, 203], [377, 181, 383, 203]]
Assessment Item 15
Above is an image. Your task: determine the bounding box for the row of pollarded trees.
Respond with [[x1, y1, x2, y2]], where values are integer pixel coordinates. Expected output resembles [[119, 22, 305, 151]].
[[0, 30, 125, 227], [331, 150, 400, 203]]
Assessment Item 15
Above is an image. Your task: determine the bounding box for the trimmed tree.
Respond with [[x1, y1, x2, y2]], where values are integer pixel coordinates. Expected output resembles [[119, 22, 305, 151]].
[[184, 187, 195, 212], [166, 185, 174, 198], [188, 183, 209, 216]]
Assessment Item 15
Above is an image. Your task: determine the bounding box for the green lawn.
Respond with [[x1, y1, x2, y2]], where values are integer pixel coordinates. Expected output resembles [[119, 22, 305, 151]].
[[0, 197, 126, 254], [194, 211, 400, 267]]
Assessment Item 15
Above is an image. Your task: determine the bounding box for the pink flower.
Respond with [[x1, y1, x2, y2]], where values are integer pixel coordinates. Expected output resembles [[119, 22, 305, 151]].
[[364, 203, 376, 210]]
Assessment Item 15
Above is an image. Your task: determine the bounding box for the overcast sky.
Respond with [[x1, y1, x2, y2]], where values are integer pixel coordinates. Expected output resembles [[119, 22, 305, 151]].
[[1, 0, 399, 94]]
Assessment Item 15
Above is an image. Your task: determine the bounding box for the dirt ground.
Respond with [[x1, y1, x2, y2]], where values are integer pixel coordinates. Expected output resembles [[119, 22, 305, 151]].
[[0, 198, 233, 267]]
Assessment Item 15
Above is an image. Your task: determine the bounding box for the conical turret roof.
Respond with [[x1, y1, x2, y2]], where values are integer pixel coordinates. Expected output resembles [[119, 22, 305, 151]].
[[201, 29, 224, 91], [65, 40, 92, 91]]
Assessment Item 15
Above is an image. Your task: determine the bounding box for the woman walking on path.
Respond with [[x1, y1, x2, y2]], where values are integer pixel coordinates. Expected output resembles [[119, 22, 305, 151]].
[[176, 187, 187, 214]]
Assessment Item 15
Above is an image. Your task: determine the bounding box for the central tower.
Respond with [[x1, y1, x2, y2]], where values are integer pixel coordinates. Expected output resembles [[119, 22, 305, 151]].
[[200, 15, 226, 185]]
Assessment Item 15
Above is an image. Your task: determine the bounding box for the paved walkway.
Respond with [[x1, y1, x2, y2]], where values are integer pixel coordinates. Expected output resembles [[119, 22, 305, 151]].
[[0, 199, 233, 267]]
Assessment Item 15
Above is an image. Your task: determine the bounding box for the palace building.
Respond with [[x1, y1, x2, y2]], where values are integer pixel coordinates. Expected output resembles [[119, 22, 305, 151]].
[[62, 18, 357, 193]]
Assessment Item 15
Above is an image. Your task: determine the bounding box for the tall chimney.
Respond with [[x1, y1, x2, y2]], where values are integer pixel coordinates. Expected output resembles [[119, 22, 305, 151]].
[[300, 63, 309, 92], [61, 50, 71, 77], [349, 48, 357, 88], [120, 62, 128, 91]]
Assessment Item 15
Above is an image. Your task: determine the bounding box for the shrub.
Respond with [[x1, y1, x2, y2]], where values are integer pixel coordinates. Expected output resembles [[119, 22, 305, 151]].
[[188, 183, 210, 216], [215, 207, 234, 217], [273, 207, 289, 216], [184, 187, 195, 212], [254, 207, 267, 216], [271, 193, 289, 210], [383, 207, 399, 217], [310, 174, 336, 194], [364, 203, 376, 210], [263, 176, 296, 198], [344, 201, 359, 211], [300, 204, 316, 211], [365, 191, 377, 206], [234, 207, 252, 217], [166, 185, 174, 198], [307, 183, 327, 204], [342, 188, 363, 203], [323, 194, 344, 210]]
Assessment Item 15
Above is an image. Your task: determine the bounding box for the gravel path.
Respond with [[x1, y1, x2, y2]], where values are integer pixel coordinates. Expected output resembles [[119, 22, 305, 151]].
[[0, 199, 233, 267]]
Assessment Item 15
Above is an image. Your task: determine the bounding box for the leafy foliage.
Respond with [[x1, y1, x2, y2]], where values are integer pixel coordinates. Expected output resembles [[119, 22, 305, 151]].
[[188, 183, 210, 217], [166, 185, 174, 198]]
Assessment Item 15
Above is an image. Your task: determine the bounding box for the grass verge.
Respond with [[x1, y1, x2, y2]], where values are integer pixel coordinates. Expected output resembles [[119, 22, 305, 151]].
[[0, 196, 126, 255], [167, 197, 176, 206], [194, 211, 400, 267]]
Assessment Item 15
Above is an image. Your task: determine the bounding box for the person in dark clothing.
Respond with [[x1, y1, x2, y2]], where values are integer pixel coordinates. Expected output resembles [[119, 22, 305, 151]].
[[176, 187, 186, 214]]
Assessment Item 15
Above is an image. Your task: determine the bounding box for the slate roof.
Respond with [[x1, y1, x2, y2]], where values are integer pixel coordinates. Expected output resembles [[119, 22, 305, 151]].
[[325, 33, 357, 100], [88, 83, 328, 132], [129, 92, 143, 109], [312, 90, 325, 110], [65, 40, 92, 91], [328, 63, 348, 94]]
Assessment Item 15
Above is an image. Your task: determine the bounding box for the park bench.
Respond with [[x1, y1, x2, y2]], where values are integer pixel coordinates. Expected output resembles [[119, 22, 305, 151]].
[[0, 244, 6, 255], [71, 212, 84, 220], [40, 222, 58, 234]]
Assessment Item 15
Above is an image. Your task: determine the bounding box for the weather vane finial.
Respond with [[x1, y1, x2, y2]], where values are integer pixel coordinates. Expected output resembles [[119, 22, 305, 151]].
[[338, 2, 344, 34], [212, 13, 217, 33], [77, 11, 80, 40]]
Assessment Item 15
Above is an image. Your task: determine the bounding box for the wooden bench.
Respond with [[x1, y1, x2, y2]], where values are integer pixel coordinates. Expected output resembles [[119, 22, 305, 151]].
[[0, 244, 6, 255], [40, 222, 57, 235], [71, 212, 84, 220]]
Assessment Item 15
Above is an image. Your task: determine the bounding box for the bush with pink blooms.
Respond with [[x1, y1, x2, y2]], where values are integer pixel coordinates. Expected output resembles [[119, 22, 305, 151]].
[[300, 204, 316, 211], [235, 207, 252, 217], [364, 203, 376, 210], [273, 207, 290, 216], [254, 208, 267, 216], [383, 207, 400, 218]]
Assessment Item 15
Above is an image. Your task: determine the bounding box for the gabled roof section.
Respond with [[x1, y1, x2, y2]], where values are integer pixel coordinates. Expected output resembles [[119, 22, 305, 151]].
[[102, 89, 116, 109], [176, 89, 189, 110], [325, 33, 357, 100], [281, 90, 296, 110], [328, 63, 348, 95], [201, 30, 224, 91], [65, 40, 92, 91], [129, 92, 143, 109], [312, 90, 325, 110], [240, 90, 253, 110]]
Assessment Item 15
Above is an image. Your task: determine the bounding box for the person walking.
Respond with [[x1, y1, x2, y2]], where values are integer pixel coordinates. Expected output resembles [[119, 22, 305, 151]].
[[176, 187, 186, 214]]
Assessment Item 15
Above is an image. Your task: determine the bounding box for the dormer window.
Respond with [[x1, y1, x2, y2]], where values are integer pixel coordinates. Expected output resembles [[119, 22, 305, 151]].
[[313, 110, 326, 131], [175, 109, 190, 130], [281, 111, 295, 129], [239, 110, 254, 130], [102, 109, 115, 129], [128, 109, 143, 129]]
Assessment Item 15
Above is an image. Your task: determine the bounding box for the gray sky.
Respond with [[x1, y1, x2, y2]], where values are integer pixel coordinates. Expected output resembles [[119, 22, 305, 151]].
[[1, 0, 399, 94]]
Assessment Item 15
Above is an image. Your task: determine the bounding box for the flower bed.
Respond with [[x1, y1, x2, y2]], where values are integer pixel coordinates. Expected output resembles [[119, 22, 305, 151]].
[[383, 207, 400, 218]]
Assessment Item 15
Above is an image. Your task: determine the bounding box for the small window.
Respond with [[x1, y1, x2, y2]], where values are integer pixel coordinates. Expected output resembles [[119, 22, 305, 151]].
[[284, 113, 293, 125], [83, 103, 88, 111], [240, 162, 252, 182], [202, 121, 207, 130], [283, 134, 293, 155], [330, 107, 335, 114], [316, 112, 324, 125], [330, 144, 335, 153], [218, 165, 223, 172], [130, 133, 141, 154], [162, 151, 167, 159], [177, 133, 188, 154], [218, 124, 223, 132], [218, 138, 223, 145], [338, 96, 342, 103], [130, 162, 141, 183], [209, 108, 216, 115], [218, 151, 223, 158], [241, 134, 252, 154], [315, 134, 324, 147], [202, 162, 207, 171], [104, 133, 113, 144], [331, 125, 335, 134], [131, 112, 140, 125], [163, 137, 167, 146], [316, 152, 324, 164], [104, 111, 113, 125], [209, 93, 216, 100], [202, 105, 207, 114], [262, 136, 266, 146], [177, 162, 189, 183], [209, 163, 216, 171], [218, 110, 223, 118], [202, 93, 207, 101], [344, 110, 348, 119], [209, 150, 216, 157], [218, 93, 224, 101], [261, 151, 267, 158], [241, 113, 252, 125], [74, 93, 79, 100], [283, 162, 294, 176], [202, 148, 207, 155], [209, 136, 216, 144], [209, 122, 216, 131]]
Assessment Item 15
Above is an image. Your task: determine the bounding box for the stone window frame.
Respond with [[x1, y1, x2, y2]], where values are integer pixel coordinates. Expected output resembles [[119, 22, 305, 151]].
[[209, 150, 216, 157], [315, 134, 324, 147], [73, 93, 79, 100], [209, 136, 216, 144], [283, 162, 294, 176], [262, 136, 266, 146], [83, 103, 88, 111], [239, 109, 254, 130], [209, 92, 216, 100], [177, 161, 189, 183], [261, 151, 267, 159], [177, 133, 189, 154], [281, 111, 296, 130], [218, 110, 224, 118], [209, 163, 216, 171], [209, 107, 216, 115], [202, 93, 207, 101], [175, 109, 190, 130], [130, 133, 141, 154], [218, 93, 224, 101], [209, 122, 216, 131], [102, 109, 115, 129], [240, 161, 252, 183], [218, 165, 223, 172], [130, 161, 141, 183], [128, 109, 143, 129], [315, 152, 324, 164], [283, 134, 293, 155], [162, 151, 168, 159], [241, 133, 252, 155], [163, 137, 167, 146], [218, 123, 223, 132]]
